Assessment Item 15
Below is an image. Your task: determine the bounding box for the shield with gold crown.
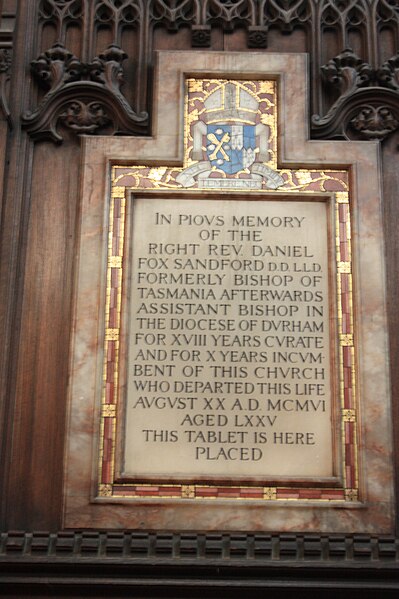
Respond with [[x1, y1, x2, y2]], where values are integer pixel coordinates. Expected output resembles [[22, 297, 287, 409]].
[[190, 82, 261, 173]]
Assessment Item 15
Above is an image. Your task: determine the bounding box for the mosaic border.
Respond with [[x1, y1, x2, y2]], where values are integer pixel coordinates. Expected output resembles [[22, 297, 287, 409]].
[[97, 79, 357, 504]]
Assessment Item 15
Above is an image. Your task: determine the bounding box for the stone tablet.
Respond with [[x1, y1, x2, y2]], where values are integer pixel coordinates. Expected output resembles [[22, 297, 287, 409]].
[[123, 196, 333, 480]]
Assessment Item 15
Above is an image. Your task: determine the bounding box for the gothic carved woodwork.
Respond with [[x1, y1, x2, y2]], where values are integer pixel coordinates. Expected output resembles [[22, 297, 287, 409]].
[[378, 53, 399, 91], [59, 100, 112, 132], [312, 48, 399, 140], [23, 1, 399, 143], [320, 48, 373, 96], [1, 530, 399, 563], [22, 42, 148, 141], [351, 105, 399, 140]]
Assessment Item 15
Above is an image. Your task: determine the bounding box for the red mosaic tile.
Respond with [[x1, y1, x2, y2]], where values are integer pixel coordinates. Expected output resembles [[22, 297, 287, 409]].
[[325, 171, 348, 186], [276, 489, 300, 499], [343, 366, 351, 389], [346, 314, 352, 332], [101, 434, 113, 483], [196, 487, 217, 497], [341, 290, 350, 314], [111, 268, 119, 287], [340, 241, 349, 261], [343, 346, 352, 367], [216, 491, 241, 498], [345, 444, 353, 467], [112, 235, 118, 256], [239, 487, 263, 495], [239, 489, 263, 499], [107, 341, 115, 361], [109, 289, 115, 312], [114, 199, 121, 218], [134, 489, 162, 496], [106, 361, 114, 382], [112, 487, 138, 496], [346, 421, 355, 444], [116, 175, 137, 187], [134, 486, 160, 492], [346, 466, 355, 489], [298, 489, 323, 499], [157, 488, 182, 496], [105, 381, 114, 404], [321, 490, 345, 500], [344, 386, 352, 409], [213, 487, 241, 496], [338, 204, 345, 222], [101, 465, 111, 484]]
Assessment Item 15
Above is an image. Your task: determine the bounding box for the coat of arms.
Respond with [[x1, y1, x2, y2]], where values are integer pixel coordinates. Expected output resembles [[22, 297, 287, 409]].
[[177, 81, 283, 190]]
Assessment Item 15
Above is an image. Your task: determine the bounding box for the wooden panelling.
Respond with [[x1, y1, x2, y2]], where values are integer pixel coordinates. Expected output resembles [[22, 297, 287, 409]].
[[0, 0, 399, 579], [6, 138, 80, 530]]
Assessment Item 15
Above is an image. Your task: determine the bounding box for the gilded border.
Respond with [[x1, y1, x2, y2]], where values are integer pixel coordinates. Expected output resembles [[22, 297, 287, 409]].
[[97, 79, 357, 504]]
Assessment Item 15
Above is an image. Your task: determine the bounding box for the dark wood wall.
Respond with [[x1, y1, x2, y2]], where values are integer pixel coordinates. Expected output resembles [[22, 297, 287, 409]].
[[1, 1, 399, 595]]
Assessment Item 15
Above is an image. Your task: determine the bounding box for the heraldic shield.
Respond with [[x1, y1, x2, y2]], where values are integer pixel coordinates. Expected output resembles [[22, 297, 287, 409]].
[[206, 124, 256, 174], [176, 80, 284, 189]]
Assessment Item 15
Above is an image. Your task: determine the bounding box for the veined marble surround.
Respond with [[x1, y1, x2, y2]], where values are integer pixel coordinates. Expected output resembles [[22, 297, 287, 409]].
[[64, 51, 393, 532]]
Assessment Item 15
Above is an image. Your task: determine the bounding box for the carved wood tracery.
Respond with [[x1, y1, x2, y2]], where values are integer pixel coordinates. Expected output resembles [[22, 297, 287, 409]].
[[23, 0, 399, 143]]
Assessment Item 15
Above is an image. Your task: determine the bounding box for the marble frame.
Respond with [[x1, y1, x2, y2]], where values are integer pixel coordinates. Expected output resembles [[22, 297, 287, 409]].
[[64, 51, 393, 533]]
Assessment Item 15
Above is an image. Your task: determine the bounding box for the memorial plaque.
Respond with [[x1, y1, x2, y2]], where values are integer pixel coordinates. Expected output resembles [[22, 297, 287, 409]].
[[123, 196, 334, 480], [64, 52, 394, 532], [103, 77, 350, 501]]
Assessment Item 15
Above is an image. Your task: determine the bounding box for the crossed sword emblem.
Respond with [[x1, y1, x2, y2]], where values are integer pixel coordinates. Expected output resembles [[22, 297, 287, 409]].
[[207, 131, 231, 162]]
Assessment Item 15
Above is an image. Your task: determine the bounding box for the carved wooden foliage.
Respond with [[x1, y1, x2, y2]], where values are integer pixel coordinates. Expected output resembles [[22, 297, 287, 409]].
[[24, 0, 399, 142], [313, 48, 399, 140], [22, 42, 148, 141]]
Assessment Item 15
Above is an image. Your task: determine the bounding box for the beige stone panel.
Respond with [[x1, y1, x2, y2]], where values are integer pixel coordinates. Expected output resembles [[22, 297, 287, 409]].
[[123, 197, 333, 480]]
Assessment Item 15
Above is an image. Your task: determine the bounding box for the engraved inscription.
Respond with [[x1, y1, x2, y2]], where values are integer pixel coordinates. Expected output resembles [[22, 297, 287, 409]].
[[123, 198, 333, 480]]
